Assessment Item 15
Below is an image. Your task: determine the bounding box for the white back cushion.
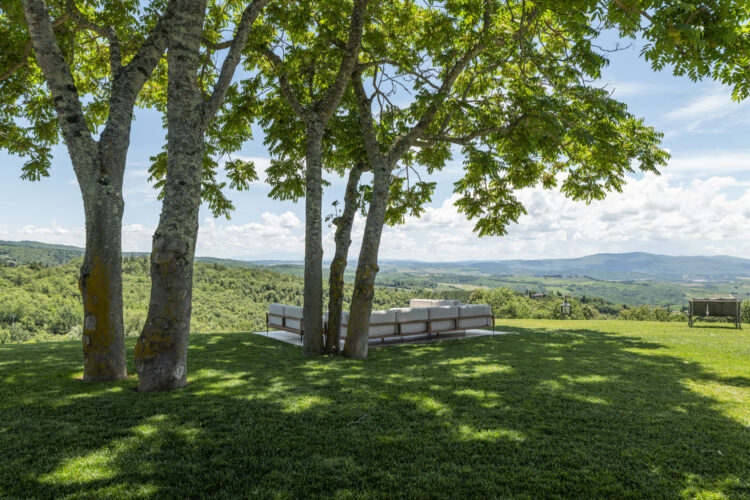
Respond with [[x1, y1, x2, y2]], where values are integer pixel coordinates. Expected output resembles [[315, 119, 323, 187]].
[[392, 307, 428, 334], [458, 304, 492, 328], [369, 309, 397, 337], [268, 303, 285, 326], [428, 306, 459, 331]]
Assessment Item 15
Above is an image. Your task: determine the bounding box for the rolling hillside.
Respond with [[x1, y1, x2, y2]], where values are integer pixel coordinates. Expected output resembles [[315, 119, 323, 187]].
[[4, 240, 750, 282]]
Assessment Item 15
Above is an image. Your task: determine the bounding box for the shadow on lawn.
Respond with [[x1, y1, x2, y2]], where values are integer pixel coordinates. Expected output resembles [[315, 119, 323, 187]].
[[1, 327, 749, 498]]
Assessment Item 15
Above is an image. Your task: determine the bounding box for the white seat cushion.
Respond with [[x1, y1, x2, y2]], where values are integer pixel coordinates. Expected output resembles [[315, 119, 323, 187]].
[[410, 299, 461, 308], [458, 304, 492, 329], [284, 305, 303, 319], [392, 307, 428, 334], [409, 299, 436, 308], [338, 310, 397, 338]]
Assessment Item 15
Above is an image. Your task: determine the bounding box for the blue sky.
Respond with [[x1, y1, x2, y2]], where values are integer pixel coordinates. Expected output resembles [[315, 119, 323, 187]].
[[1, 36, 749, 261]]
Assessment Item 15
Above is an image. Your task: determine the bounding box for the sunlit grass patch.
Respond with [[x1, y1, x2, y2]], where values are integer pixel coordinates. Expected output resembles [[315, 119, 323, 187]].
[[0, 322, 748, 498], [456, 424, 525, 442]]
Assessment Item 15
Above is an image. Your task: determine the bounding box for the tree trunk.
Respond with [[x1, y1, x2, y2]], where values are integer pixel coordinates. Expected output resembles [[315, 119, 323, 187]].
[[134, 0, 206, 392], [79, 172, 127, 381], [302, 118, 325, 355], [21, 0, 173, 382], [343, 159, 391, 359], [325, 164, 363, 354]]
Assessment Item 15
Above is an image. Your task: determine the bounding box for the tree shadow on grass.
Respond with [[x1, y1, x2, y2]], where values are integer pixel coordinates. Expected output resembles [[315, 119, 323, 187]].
[[0, 328, 748, 499]]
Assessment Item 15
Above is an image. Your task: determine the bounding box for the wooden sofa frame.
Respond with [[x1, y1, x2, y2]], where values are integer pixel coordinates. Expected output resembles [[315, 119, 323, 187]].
[[265, 312, 303, 336]]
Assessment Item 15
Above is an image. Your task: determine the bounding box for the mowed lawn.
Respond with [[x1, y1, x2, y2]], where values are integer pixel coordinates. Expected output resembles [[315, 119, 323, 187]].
[[1, 320, 748, 499]]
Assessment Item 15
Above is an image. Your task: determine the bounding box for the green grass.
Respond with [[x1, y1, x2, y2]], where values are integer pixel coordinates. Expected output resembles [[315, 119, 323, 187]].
[[1, 320, 748, 499]]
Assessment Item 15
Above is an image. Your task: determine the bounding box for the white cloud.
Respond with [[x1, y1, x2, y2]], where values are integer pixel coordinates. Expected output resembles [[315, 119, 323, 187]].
[[197, 211, 304, 259], [603, 80, 668, 97], [366, 172, 750, 261], [7, 173, 750, 262], [664, 150, 750, 177], [664, 87, 750, 132], [123, 167, 159, 203], [8, 222, 85, 247]]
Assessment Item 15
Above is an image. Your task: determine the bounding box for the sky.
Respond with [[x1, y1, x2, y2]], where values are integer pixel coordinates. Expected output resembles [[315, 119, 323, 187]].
[[1, 36, 749, 262]]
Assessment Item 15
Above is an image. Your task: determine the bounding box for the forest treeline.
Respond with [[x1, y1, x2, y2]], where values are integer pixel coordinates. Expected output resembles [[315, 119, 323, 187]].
[[4, 257, 748, 344], [0, 257, 453, 344]]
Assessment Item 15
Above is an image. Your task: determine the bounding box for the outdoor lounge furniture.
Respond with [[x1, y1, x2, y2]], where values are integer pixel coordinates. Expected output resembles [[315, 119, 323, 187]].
[[267, 300, 495, 342], [409, 299, 462, 308], [688, 298, 741, 328], [266, 303, 305, 335]]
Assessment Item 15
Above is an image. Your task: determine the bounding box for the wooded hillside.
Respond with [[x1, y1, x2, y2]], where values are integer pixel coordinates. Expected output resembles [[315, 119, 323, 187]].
[[0, 256, 423, 343]]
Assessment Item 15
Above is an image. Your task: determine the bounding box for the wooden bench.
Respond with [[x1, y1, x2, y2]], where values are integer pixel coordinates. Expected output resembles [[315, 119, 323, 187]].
[[688, 298, 741, 328]]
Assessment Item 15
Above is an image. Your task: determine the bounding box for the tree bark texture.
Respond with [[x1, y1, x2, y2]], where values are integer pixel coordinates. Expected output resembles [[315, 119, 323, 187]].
[[77, 143, 127, 381], [343, 159, 391, 359], [302, 119, 326, 355], [325, 164, 363, 354], [135, 0, 207, 392], [20, 0, 171, 381]]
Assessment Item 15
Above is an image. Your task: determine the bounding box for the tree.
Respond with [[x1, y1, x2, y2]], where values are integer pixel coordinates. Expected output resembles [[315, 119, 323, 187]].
[[324, 161, 364, 353], [134, 0, 269, 391], [251, 0, 370, 355], [342, 0, 669, 358], [605, 0, 749, 100], [3, 0, 174, 380], [318, 100, 434, 354]]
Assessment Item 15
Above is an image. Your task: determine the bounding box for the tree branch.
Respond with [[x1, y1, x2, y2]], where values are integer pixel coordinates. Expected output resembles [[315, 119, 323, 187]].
[[387, 40, 487, 165], [263, 46, 306, 117], [20, 0, 95, 155], [0, 12, 71, 82], [65, 0, 121, 72], [202, 37, 233, 50], [417, 114, 527, 146], [315, 0, 370, 119], [112, 1, 176, 112], [202, 0, 272, 126], [610, 0, 653, 22], [351, 69, 384, 168]]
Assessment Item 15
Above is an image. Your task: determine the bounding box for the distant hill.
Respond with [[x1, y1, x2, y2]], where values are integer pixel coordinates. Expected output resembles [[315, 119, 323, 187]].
[[0, 240, 267, 269], [0, 240, 84, 266], [374, 253, 750, 282], [3, 240, 750, 283]]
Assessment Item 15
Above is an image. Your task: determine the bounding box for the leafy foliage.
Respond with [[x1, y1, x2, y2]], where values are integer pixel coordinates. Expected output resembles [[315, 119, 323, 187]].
[[0, 256, 428, 343], [0, 0, 170, 178], [602, 0, 750, 100]]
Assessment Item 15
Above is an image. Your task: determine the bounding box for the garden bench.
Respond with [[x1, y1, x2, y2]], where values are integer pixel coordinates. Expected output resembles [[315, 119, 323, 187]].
[[688, 298, 741, 328]]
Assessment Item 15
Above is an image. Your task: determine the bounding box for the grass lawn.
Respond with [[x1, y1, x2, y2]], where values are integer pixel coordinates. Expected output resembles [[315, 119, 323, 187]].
[[1, 320, 748, 499]]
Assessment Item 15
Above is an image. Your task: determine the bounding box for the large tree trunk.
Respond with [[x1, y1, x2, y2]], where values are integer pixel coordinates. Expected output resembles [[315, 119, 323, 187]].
[[343, 159, 391, 359], [134, 0, 206, 392], [21, 0, 173, 382], [78, 168, 127, 381], [325, 164, 363, 354], [302, 119, 325, 355]]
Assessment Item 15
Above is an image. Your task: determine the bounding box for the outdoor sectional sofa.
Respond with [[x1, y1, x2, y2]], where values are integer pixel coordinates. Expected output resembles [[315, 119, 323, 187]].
[[266, 299, 494, 342]]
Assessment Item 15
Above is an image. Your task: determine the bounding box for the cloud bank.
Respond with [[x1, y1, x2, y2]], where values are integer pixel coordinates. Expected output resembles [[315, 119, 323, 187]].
[[5, 170, 750, 261]]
